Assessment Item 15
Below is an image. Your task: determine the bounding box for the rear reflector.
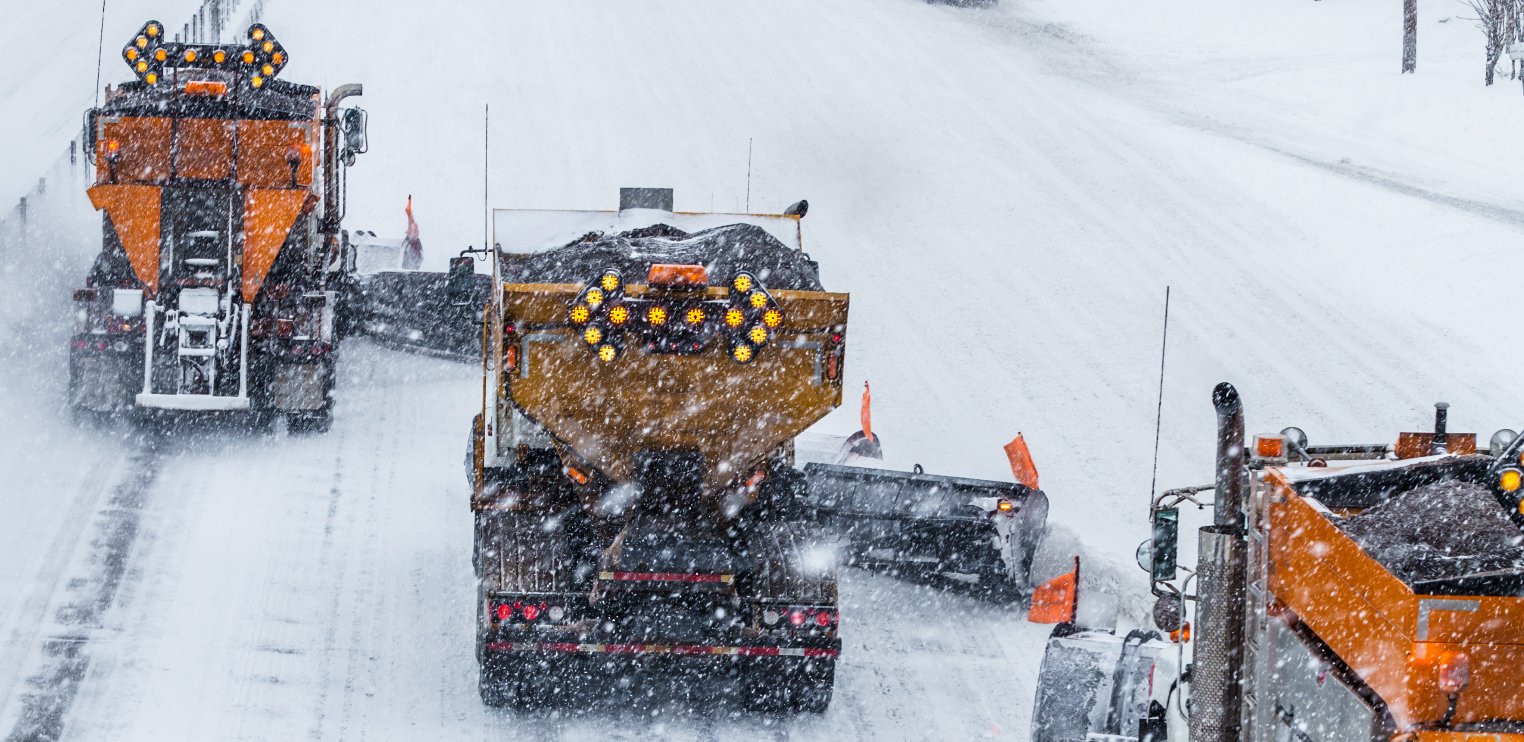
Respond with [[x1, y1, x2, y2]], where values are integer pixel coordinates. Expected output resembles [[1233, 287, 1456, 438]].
[[646, 264, 708, 287], [598, 571, 735, 584]]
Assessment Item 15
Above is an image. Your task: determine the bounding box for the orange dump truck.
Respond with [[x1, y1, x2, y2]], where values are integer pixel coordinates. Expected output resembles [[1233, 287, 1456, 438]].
[[70, 21, 367, 429], [1033, 384, 1524, 742]]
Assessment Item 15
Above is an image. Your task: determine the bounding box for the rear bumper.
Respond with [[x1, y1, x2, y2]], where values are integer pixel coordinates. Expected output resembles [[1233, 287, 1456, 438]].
[[1412, 732, 1524, 741], [136, 393, 251, 411], [485, 639, 839, 659]]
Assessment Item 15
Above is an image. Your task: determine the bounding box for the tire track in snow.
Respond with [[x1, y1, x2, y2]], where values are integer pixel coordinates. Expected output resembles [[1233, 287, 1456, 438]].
[[3, 448, 162, 742]]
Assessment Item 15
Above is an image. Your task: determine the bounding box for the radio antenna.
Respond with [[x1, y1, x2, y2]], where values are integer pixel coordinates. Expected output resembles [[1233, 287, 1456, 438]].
[[483, 104, 490, 256], [94, 0, 109, 108], [745, 138, 753, 213], [1147, 286, 1173, 505]]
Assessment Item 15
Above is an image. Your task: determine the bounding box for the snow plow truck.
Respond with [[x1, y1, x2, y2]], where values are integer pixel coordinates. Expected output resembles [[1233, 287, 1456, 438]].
[[463, 188, 1047, 711], [1030, 382, 1524, 742], [69, 21, 368, 430]]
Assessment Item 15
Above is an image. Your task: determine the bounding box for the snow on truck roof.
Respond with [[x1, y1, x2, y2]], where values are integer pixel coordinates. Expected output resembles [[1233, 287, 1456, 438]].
[[493, 208, 804, 255]]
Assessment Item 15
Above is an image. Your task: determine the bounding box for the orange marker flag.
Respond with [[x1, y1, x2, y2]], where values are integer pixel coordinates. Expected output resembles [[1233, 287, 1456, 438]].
[[860, 381, 874, 443], [1028, 556, 1079, 624], [1004, 433, 1040, 490]]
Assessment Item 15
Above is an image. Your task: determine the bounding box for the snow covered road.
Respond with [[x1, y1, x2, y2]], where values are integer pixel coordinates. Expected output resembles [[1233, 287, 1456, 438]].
[[5, 0, 1524, 738], [3, 343, 1054, 741]]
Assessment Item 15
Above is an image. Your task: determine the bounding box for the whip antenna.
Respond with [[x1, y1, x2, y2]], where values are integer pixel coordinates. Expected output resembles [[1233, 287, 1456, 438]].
[[483, 104, 490, 254], [94, 0, 109, 108], [1148, 286, 1173, 505]]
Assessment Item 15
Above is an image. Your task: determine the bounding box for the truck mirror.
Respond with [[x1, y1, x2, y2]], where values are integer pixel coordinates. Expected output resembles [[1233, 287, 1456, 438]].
[[1150, 507, 1179, 581], [1152, 593, 1184, 633], [447, 257, 475, 306], [342, 107, 368, 156]]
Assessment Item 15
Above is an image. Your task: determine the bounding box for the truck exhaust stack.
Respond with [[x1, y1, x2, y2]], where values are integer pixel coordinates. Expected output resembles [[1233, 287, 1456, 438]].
[[1192, 382, 1248, 741]]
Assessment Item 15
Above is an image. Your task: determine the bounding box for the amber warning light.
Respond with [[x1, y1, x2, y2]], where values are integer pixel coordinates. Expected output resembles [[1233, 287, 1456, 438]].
[[646, 264, 708, 287], [121, 20, 289, 89]]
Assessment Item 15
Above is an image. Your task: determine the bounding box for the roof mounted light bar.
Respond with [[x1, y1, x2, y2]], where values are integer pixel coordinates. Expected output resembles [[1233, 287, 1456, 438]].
[[121, 20, 288, 88]]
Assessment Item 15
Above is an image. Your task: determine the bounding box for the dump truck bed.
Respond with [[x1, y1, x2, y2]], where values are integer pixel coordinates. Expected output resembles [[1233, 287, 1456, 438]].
[[1263, 455, 1524, 728]]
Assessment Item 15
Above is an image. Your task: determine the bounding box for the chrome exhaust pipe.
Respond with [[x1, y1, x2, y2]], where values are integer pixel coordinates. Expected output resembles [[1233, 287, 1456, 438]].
[[1191, 383, 1248, 742]]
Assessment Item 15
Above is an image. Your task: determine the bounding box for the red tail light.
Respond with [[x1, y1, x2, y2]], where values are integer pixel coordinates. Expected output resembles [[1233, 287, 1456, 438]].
[[522, 604, 540, 621], [495, 604, 512, 621], [815, 610, 834, 627], [789, 610, 807, 627]]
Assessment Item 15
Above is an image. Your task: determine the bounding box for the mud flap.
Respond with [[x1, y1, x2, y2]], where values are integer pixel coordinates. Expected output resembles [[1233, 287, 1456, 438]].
[[272, 361, 329, 411], [1029, 627, 1167, 742], [70, 352, 133, 412]]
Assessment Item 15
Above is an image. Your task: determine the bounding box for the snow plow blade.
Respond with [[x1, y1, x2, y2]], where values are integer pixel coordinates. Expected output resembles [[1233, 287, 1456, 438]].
[[353, 269, 488, 361], [801, 462, 1047, 594]]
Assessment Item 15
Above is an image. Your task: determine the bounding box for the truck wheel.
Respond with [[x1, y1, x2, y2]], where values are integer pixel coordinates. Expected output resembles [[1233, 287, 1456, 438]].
[[977, 572, 1023, 604]]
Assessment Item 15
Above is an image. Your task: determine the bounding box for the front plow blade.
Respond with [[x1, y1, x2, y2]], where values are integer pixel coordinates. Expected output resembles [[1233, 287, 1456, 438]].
[[801, 462, 1047, 594]]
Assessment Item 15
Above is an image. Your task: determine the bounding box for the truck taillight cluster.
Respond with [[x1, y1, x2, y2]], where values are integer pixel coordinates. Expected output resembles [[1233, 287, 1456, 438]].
[[760, 605, 837, 631], [283, 342, 330, 360], [71, 338, 121, 353], [564, 268, 785, 364], [490, 599, 573, 626]]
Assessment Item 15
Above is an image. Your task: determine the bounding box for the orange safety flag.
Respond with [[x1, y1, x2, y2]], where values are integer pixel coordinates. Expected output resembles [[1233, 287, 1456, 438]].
[[1004, 434, 1040, 490], [860, 381, 874, 443], [1027, 556, 1079, 624]]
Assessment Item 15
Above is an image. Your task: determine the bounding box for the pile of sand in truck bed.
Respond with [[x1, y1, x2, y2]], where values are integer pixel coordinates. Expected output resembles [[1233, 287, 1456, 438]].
[[503, 223, 825, 291], [1340, 479, 1524, 587]]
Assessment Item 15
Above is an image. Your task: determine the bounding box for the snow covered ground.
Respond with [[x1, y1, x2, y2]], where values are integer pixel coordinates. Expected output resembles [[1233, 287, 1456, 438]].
[[4, 0, 1524, 738]]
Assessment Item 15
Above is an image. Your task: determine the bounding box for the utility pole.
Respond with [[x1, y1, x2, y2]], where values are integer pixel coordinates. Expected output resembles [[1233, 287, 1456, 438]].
[[1403, 0, 1418, 73]]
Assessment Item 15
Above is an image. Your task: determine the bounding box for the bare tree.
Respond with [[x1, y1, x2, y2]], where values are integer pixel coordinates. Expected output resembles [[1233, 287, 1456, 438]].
[[1461, 0, 1513, 84]]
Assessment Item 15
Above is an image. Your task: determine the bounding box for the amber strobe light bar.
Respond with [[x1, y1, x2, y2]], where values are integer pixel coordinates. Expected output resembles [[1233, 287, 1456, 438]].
[[565, 268, 785, 364], [122, 21, 288, 88]]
